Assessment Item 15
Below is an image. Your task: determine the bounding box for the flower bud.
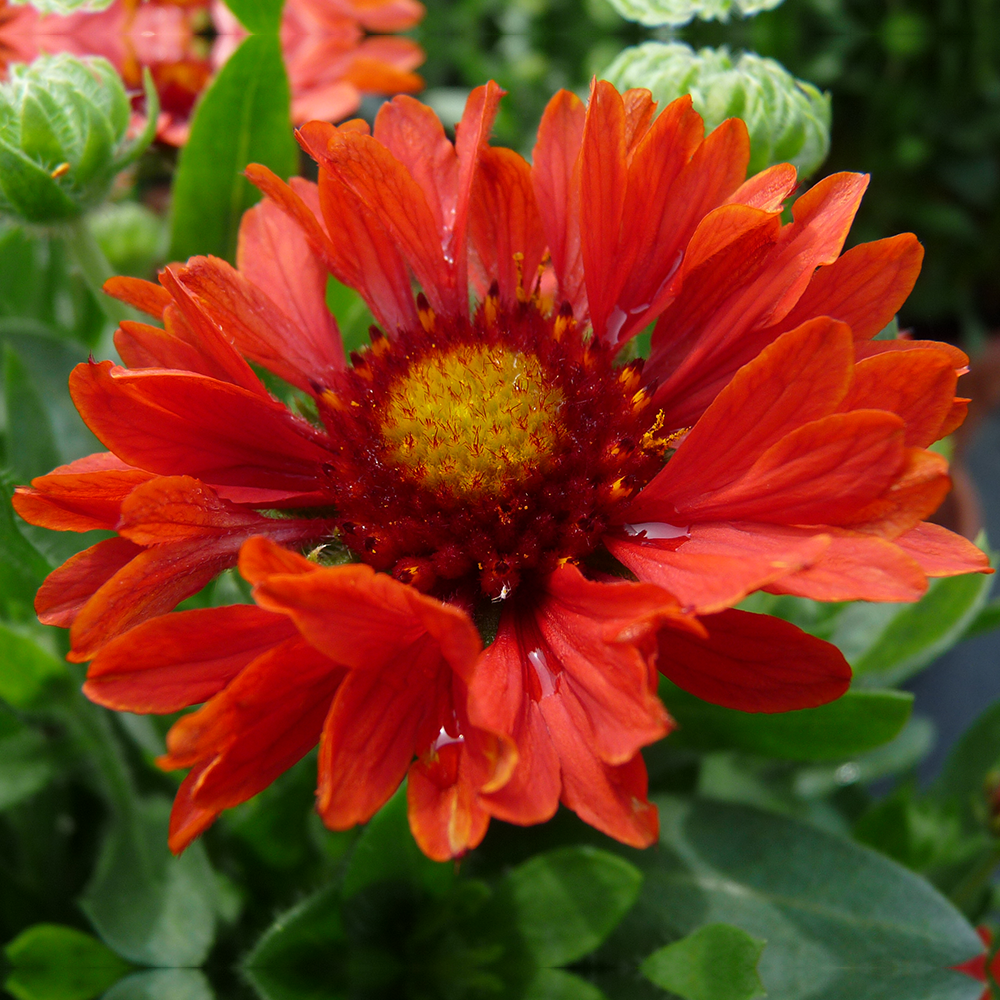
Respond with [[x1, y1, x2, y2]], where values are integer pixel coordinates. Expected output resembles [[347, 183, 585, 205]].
[[0, 55, 158, 226], [604, 41, 831, 177], [605, 0, 785, 28]]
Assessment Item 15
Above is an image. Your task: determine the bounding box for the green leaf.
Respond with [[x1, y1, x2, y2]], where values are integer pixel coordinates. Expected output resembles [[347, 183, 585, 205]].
[[602, 796, 983, 1000], [504, 846, 643, 968], [3, 343, 60, 482], [0, 711, 59, 809], [341, 785, 453, 900], [222, 0, 285, 33], [0, 624, 70, 709], [934, 696, 1000, 826], [661, 679, 913, 761], [0, 323, 101, 465], [79, 796, 218, 967], [3, 924, 130, 1000], [523, 968, 609, 1000], [962, 599, 1000, 641], [0, 471, 51, 618], [169, 34, 296, 263], [846, 566, 995, 685], [100, 970, 215, 1000], [640, 924, 766, 1000]]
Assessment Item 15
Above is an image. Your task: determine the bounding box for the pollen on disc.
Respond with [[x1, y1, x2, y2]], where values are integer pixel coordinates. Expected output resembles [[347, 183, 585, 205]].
[[380, 345, 565, 496]]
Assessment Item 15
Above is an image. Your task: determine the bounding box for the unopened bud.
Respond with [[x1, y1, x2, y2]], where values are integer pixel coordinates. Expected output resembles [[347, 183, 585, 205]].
[[604, 42, 831, 177], [0, 55, 158, 226], [605, 0, 785, 28]]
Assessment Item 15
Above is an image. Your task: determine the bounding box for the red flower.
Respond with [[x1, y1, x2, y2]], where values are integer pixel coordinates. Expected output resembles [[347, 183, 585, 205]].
[[955, 927, 998, 999], [15, 81, 990, 859]]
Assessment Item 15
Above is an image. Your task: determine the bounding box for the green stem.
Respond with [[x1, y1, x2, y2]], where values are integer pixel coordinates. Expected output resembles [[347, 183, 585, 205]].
[[62, 217, 137, 327]]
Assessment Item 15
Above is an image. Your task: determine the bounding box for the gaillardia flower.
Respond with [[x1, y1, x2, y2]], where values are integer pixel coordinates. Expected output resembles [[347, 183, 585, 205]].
[[15, 81, 989, 859]]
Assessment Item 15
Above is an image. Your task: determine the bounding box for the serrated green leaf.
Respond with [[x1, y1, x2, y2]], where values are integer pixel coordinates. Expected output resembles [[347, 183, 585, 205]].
[[0, 623, 69, 709], [601, 796, 983, 1000], [4, 343, 60, 482], [79, 796, 218, 967], [640, 924, 766, 1000], [222, 0, 285, 33], [3, 923, 130, 1000], [504, 846, 643, 968], [661, 679, 912, 760], [341, 785, 453, 900], [169, 34, 296, 262]]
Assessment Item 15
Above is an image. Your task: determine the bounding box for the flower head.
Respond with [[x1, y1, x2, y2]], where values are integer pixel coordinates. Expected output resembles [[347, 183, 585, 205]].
[[15, 80, 990, 859], [0, 53, 156, 224]]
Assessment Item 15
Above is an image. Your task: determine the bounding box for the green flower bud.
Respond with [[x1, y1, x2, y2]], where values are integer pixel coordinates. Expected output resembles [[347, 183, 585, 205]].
[[88, 201, 167, 276], [604, 42, 831, 177], [604, 0, 784, 28], [0, 55, 158, 226]]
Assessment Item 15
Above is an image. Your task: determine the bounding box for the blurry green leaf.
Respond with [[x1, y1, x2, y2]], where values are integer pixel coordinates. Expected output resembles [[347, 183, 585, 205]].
[[80, 796, 218, 967], [853, 785, 975, 875], [935, 696, 1000, 824], [504, 846, 643, 968], [640, 924, 766, 1000], [243, 882, 348, 1000], [87, 203, 166, 278], [4, 344, 60, 481], [600, 796, 983, 999], [874, 316, 901, 340], [850, 566, 995, 685], [0, 471, 52, 617], [222, 0, 285, 33], [523, 969, 608, 1000], [0, 623, 69, 708], [101, 970, 215, 1000], [0, 323, 100, 465], [341, 785, 453, 900], [0, 714, 59, 809], [962, 599, 1000, 641], [3, 923, 130, 1000], [169, 34, 296, 262], [662, 679, 912, 761], [791, 716, 936, 799]]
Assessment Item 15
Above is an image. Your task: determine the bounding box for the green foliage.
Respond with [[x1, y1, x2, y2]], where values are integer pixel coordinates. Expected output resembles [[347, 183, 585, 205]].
[[0, 57, 156, 225], [662, 679, 913, 760], [79, 797, 220, 967], [0, 472, 51, 619], [222, 0, 286, 33], [640, 924, 766, 1000], [604, 42, 830, 175], [169, 35, 297, 263], [0, 624, 70, 709], [603, 795, 984, 999], [502, 846, 644, 967], [3, 923, 130, 1000], [3, 344, 60, 483]]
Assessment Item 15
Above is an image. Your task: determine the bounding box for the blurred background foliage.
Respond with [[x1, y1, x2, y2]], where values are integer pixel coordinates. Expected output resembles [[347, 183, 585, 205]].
[[1, 0, 1000, 997]]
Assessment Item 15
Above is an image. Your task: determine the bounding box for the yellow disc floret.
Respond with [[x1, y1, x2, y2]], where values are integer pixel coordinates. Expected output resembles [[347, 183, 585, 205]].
[[381, 346, 564, 496]]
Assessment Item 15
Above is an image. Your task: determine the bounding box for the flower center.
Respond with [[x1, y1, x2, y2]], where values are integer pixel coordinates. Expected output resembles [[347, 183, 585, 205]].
[[380, 346, 564, 498], [317, 297, 666, 599]]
